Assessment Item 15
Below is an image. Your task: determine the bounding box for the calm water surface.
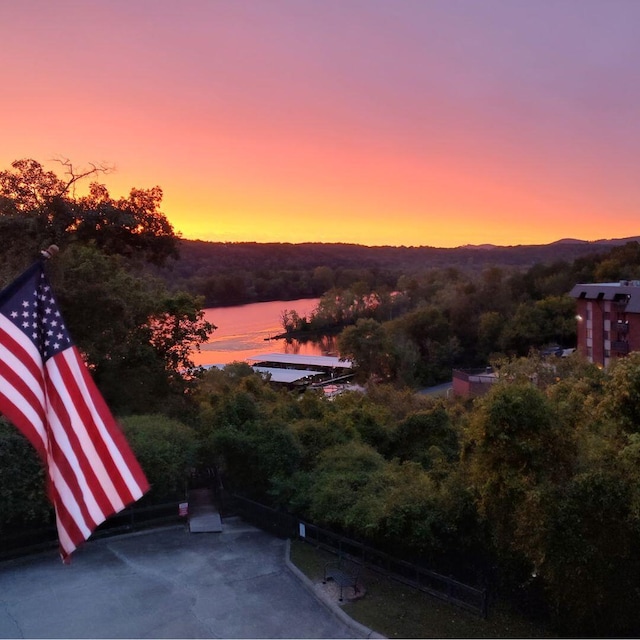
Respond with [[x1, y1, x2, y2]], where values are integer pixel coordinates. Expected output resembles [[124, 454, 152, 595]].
[[192, 298, 337, 366]]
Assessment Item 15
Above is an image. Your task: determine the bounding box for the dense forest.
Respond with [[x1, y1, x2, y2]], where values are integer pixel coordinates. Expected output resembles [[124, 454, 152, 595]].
[[4, 159, 640, 636], [193, 356, 640, 636], [155, 236, 640, 307], [261, 238, 640, 388]]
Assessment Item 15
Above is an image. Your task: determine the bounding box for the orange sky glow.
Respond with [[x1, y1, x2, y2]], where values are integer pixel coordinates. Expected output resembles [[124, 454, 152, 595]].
[[1, 1, 639, 248]]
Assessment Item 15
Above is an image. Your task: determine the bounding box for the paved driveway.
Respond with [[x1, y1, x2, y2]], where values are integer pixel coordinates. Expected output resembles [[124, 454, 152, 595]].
[[0, 520, 362, 639]]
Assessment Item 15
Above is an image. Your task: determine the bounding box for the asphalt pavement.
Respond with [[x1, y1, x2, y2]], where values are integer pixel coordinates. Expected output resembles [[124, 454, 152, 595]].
[[0, 519, 379, 639]]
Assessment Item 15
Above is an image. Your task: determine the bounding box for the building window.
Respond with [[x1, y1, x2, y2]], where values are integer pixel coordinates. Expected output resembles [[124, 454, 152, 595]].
[[604, 311, 610, 320], [586, 328, 593, 339], [604, 330, 609, 340]]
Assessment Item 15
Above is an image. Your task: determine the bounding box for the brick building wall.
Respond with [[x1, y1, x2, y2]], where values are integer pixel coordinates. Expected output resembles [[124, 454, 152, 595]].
[[570, 281, 640, 367]]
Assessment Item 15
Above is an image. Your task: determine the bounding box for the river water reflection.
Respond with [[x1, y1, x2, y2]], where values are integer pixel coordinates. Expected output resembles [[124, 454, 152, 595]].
[[192, 298, 338, 367]]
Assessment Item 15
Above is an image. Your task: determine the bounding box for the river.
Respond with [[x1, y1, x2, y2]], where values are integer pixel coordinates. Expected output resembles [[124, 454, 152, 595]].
[[191, 298, 338, 367]]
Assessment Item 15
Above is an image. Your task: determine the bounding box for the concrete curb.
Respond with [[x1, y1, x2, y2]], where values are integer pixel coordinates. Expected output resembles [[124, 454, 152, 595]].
[[284, 539, 386, 639]]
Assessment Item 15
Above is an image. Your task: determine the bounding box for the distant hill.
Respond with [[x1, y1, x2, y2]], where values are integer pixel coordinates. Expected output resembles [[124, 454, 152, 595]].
[[459, 244, 498, 250], [545, 238, 588, 245], [550, 236, 640, 246], [171, 236, 638, 275]]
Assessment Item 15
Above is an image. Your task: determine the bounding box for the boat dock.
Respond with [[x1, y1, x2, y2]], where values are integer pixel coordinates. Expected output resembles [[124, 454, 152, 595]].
[[246, 353, 354, 391]]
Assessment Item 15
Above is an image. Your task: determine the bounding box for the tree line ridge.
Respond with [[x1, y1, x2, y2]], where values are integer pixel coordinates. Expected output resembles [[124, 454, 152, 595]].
[[177, 235, 636, 271]]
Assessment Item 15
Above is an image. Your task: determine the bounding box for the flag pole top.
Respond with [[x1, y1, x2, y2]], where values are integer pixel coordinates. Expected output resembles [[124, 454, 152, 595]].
[[41, 245, 59, 260]]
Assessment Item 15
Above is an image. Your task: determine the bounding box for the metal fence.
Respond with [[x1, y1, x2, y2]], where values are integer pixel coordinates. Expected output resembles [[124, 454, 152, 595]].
[[229, 493, 487, 618], [0, 501, 184, 561], [3, 493, 487, 618]]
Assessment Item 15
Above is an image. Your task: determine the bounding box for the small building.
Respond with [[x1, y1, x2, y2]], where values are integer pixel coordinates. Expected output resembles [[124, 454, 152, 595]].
[[452, 367, 497, 398], [569, 280, 640, 367]]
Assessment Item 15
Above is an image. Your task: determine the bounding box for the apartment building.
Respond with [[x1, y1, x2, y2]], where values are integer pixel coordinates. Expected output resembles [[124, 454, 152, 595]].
[[569, 280, 640, 367]]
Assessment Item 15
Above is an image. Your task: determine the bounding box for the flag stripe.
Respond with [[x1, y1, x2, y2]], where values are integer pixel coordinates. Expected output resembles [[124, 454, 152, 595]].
[[48, 462, 94, 541], [49, 352, 129, 510], [62, 349, 147, 501], [45, 365, 116, 520], [1, 318, 105, 533], [0, 261, 149, 559], [0, 320, 47, 457], [53, 506, 76, 557], [77, 355, 150, 495], [0, 367, 46, 457], [0, 316, 44, 384], [51, 486, 90, 554], [43, 395, 105, 530]]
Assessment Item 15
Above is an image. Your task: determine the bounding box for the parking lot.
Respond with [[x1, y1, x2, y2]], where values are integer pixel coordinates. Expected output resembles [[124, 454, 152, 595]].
[[0, 521, 366, 639]]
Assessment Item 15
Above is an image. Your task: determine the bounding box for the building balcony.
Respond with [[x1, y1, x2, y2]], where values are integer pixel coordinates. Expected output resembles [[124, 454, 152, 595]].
[[615, 321, 630, 334], [613, 300, 629, 311], [611, 340, 630, 354]]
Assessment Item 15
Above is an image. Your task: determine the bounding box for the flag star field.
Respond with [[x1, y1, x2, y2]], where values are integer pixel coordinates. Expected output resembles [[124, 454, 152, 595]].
[[4, 272, 72, 360]]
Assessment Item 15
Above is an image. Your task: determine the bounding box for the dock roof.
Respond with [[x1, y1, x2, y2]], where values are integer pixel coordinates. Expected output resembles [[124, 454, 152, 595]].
[[247, 353, 353, 369], [252, 367, 324, 384]]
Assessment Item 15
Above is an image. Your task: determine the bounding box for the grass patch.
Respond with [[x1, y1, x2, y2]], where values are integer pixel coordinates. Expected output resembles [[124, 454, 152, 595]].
[[289, 539, 555, 639]]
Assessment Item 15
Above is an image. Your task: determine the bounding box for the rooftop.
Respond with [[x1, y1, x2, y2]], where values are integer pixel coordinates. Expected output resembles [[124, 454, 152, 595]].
[[246, 353, 353, 369], [569, 281, 640, 313]]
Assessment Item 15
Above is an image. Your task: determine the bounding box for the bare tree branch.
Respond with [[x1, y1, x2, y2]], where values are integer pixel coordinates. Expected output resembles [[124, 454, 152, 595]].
[[50, 156, 116, 198]]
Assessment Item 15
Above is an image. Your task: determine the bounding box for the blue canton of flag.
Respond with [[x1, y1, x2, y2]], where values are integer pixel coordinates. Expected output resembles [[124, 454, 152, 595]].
[[3, 269, 72, 361]]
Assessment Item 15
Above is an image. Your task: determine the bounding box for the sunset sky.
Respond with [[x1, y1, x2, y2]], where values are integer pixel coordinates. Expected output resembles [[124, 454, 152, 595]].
[[1, 1, 639, 248]]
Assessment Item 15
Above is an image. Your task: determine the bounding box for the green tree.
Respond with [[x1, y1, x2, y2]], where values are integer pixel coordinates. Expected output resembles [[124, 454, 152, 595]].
[[306, 441, 388, 536], [387, 305, 459, 385], [334, 393, 395, 455], [0, 158, 178, 270], [499, 296, 575, 355], [598, 352, 640, 434], [211, 420, 301, 501], [391, 404, 458, 469], [76, 183, 178, 265], [0, 419, 51, 533], [379, 461, 476, 559], [542, 468, 640, 636], [464, 382, 573, 572], [195, 368, 301, 501], [338, 318, 393, 380], [311, 265, 334, 294], [477, 310, 506, 360], [50, 244, 213, 415], [120, 415, 199, 502]]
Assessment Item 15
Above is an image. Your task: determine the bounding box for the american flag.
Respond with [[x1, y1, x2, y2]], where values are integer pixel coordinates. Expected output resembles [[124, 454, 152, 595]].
[[0, 259, 149, 560]]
